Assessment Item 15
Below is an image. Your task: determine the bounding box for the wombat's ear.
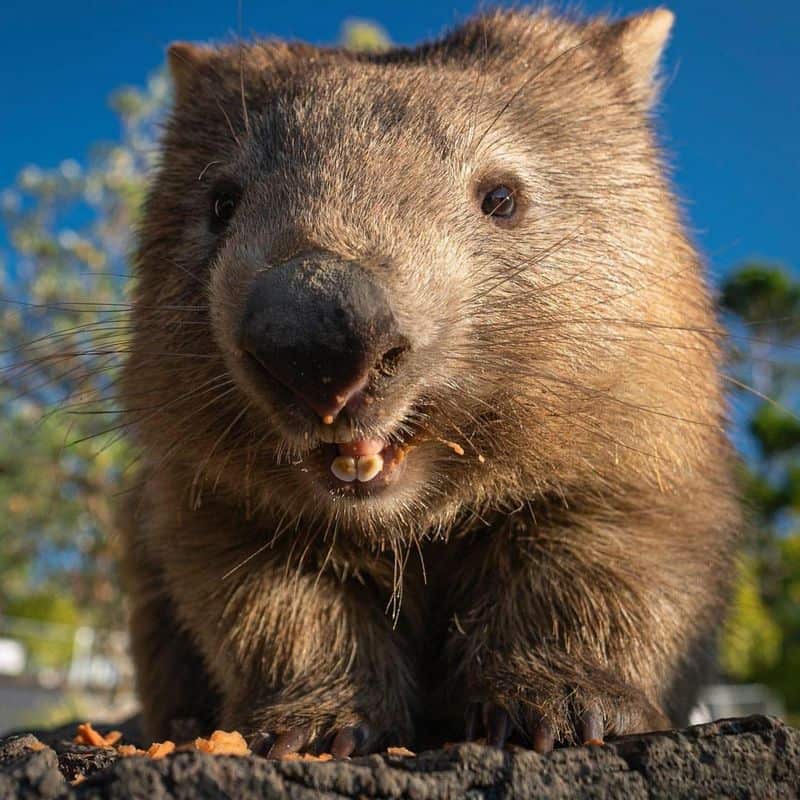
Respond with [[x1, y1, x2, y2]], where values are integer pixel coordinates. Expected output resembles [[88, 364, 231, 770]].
[[610, 8, 674, 105], [167, 42, 214, 104]]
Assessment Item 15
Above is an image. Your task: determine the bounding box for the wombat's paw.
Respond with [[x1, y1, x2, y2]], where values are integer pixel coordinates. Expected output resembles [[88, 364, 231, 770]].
[[464, 690, 669, 752], [464, 701, 557, 752], [247, 719, 386, 759]]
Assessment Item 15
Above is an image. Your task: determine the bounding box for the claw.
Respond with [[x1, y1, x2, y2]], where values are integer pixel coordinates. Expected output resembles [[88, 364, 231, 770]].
[[330, 726, 357, 758], [267, 726, 309, 759], [486, 706, 512, 748], [249, 730, 276, 757], [330, 724, 368, 759], [579, 706, 604, 744], [531, 718, 554, 754], [464, 703, 481, 742]]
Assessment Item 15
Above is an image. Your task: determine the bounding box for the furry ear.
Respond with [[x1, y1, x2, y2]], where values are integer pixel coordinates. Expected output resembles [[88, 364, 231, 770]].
[[611, 8, 674, 105], [167, 42, 214, 104]]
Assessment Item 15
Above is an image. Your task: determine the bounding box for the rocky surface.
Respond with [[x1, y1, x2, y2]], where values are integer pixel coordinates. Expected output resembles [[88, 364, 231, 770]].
[[1, 715, 798, 799]]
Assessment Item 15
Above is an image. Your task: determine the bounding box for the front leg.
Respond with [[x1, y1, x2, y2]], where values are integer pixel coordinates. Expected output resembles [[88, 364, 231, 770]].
[[158, 509, 421, 756], [443, 500, 731, 750], [218, 561, 420, 757]]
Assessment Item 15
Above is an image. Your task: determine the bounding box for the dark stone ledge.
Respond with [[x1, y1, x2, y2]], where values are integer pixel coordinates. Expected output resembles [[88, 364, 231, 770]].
[[1, 715, 798, 799]]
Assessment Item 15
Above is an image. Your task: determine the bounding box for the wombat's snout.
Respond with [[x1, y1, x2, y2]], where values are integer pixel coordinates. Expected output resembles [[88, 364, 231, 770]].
[[239, 252, 411, 423]]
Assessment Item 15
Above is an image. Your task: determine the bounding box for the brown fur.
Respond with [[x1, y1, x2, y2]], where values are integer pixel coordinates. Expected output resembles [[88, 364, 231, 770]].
[[120, 7, 740, 750]]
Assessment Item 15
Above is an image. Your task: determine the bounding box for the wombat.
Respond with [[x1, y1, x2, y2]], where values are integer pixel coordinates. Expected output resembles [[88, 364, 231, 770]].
[[120, 7, 740, 755]]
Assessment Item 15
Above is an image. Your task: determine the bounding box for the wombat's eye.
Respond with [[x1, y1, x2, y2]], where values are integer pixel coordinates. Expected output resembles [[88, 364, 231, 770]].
[[209, 182, 241, 233], [481, 186, 516, 218]]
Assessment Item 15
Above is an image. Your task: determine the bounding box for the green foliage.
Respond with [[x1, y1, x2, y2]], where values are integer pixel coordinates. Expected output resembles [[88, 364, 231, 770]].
[[738, 463, 789, 523], [341, 19, 391, 52], [720, 263, 800, 333], [720, 262, 800, 715], [720, 558, 782, 679], [0, 73, 168, 630], [750, 403, 800, 458], [758, 534, 800, 710], [5, 593, 80, 668]]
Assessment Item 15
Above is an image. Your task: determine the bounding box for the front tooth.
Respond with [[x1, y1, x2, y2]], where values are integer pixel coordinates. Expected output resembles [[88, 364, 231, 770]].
[[331, 456, 357, 482], [357, 453, 384, 482]]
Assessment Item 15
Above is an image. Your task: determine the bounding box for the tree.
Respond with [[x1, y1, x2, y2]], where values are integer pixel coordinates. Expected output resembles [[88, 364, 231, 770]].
[[719, 261, 800, 718], [0, 72, 169, 629]]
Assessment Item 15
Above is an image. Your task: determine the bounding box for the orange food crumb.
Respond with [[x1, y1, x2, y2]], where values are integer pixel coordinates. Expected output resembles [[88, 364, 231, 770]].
[[193, 737, 214, 754], [117, 744, 147, 757], [437, 438, 465, 456], [278, 752, 334, 762], [386, 746, 416, 757], [193, 730, 250, 756], [584, 738, 605, 746], [74, 722, 340, 761], [74, 723, 120, 748], [146, 741, 176, 759]]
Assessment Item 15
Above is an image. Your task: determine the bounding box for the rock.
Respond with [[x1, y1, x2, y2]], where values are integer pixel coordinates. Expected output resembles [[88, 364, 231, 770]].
[[0, 715, 797, 799], [0, 735, 67, 800]]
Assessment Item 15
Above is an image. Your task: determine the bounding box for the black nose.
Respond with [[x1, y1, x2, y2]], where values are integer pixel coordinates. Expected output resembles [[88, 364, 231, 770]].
[[239, 252, 410, 422]]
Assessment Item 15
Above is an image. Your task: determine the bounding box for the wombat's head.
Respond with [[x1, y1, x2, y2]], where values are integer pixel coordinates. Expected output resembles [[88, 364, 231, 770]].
[[128, 8, 717, 539]]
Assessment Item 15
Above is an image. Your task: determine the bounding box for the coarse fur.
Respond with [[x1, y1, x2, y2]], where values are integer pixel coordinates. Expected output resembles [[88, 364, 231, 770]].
[[120, 6, 740, 751]]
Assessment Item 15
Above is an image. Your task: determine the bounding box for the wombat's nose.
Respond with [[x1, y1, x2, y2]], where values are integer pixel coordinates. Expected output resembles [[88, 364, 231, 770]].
[[239, 252, 410, 422]]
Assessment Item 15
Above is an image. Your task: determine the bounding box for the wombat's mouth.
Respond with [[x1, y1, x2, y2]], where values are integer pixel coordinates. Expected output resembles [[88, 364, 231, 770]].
[[280, 394, 478, 499], [324, 437, 410, 493]]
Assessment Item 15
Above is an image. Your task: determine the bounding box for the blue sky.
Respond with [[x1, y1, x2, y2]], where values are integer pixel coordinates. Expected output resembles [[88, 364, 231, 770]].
[[1, 0, 798, 280]]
